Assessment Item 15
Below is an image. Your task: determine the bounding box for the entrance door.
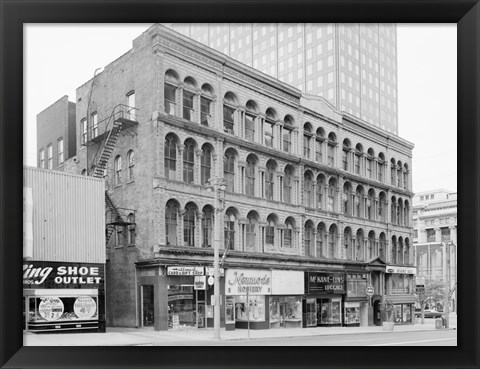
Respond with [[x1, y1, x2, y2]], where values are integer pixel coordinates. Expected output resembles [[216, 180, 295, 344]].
[[279, 302, 286, 327], [373, 300, 381, 326], [196, 289, 206, 328]]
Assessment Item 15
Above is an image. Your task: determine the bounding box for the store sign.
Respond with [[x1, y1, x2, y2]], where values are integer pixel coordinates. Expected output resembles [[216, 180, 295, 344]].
[[271, 270, 304, 295], [306, 272, 346, 294], [194, 276, 206, 290], [38, 296, 64, 321], [23, 261, 104, 289], [386, 265, 417, 275], [415, 276, 426, 286], [74, 296, 97, 319], [225, 269, 272, 295], [167, 266, 204, 276], [366, 285, 374, 296], [205, 267, 224, 277]]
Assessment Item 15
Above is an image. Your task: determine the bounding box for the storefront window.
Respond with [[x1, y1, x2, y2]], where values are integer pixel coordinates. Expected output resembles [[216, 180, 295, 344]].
[[234, 295, 265, 322], [318, 298, 342, 324], [391, 274, 410, 294], [168, 285, 195, 328], [27, 296, 98, 323], [305, 298, 317, 327], [142, 285, 154, 327], [225, 296, 235, 324], [344, 303, 360, 324], [393, 304, 413, 325]]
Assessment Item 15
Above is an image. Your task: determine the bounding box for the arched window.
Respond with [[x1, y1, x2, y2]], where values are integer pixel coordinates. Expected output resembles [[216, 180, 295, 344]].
[[245, 101, 258, 141], [379, 192, 387, 222], [391, 196, 397, 224], [201, 84, 214, 126], [317, 223, 326, 258], [265, 160, 276, 201], [266, 215, 276, 246], [355, 186, 364, 218], [283, 115, 294, 153], [39, 148, 45, 169], [264, 108, 276, 148], [304, 221, 314, 257], [367, 148, 375, 179], [184, 204, 196, 246], [327, 133, 336, 167], [344, 227, 353, 260], [343, 182, 352, 215], [379, 233, 386, 260], [329, 225, 338, 259], [316, 174, 326, 210], [397, 237, 404, 264], [342, 139, 351, 171], [390, 158, 397, 186], [127, 150, 135, 182], [368, 231, 375, 260], [224, 208, 237, 250], [367, 189, 375, 220], [328, 178, 336, 212], [164, 70, 179, 116], [81, 118, 87, 145], [224, 149, 236, 192], [165, 200, 179, 246], [202, 206, 214, 248], [391, 236, 397, 263], [183, 140, 195, 184], [315, 128, 325, 163], [378, 153, 385, 182], [164, 135, 177, 180], [303, 123, 312, 159], [114, 155, 122, 186], [403, 163, 409, 190], [356, 229, 365, 261], [223, 92, 237, 134], [246, 155, 256, 197], [397, 161, 403, 188], [201, 145, 212, 185], [91, 112, 98, 139], [404, 238, 410, 265], [127, 213, 136, 245], [304, 172, 314, 208], [246, 212, 258, 251], [284, 217, 295, 248], [183, 77, 197, 121], [284, 165, 294, 204], [354, 144, 363, 175], [58, 138, 64, 164]]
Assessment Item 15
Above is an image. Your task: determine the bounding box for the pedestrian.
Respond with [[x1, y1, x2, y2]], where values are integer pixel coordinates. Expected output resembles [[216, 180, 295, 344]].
[[441, 314, 446, 328]]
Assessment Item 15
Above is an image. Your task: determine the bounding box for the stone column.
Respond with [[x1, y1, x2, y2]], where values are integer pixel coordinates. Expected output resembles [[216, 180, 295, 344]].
[[177, 84, 184, 118], [177, 145, 184, 182], [197, 213, 203, 248], [195, 90, 202, 124], [195, 149, 202, 185], [178, 209, 185, 247]]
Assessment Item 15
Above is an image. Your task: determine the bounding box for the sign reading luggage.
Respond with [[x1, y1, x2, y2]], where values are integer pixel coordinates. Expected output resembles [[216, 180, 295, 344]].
[[305, 272, 346, 294], [167, 266, 204, 276]]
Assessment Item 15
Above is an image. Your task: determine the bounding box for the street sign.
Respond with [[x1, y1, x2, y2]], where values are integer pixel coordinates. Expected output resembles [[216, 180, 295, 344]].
[[207, 276, 214, 286], [366, 285, 374, 296]]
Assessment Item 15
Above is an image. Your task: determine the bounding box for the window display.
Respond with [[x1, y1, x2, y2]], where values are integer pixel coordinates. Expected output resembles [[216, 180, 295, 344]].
[[344, 303, 360, 324], [235, 295, 265, 322], [285, 297, 302, 321], [318, 298, 342, 324], [269, 297, 279, 324], [28, 296, 98, 323], [305, 298, 317, 327], [225, 296, 235, 324]]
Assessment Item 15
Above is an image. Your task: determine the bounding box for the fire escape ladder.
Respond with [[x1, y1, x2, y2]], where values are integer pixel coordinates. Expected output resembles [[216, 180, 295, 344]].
[[93, 123, 122, 179]]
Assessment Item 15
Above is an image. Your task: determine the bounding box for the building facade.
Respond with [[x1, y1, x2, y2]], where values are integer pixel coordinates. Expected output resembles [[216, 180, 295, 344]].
[[412, 189, 457, 311], [165, 23, 398, 135], [41, 24, 414, 332], [36, 95, 76, 170]]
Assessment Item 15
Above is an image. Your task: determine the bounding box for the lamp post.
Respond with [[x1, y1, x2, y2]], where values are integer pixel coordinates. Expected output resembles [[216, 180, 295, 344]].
[[443, 241, 451, 328], [206, 177, 227, 339]]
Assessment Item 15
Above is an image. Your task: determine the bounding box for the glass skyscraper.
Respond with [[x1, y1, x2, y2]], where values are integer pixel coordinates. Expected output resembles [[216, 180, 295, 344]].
[[165, 23, 398, 134]]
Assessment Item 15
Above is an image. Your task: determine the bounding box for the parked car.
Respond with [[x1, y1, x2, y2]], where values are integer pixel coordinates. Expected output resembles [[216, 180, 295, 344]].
[[414, 309, 443, 318]]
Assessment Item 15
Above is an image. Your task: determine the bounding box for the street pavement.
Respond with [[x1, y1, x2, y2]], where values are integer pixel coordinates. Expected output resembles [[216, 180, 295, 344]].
[[23, 312, 456, 346]]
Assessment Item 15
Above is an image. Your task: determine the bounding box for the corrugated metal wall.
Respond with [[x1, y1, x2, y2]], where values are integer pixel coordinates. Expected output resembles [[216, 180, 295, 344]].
[[24, 166, 105, 263]]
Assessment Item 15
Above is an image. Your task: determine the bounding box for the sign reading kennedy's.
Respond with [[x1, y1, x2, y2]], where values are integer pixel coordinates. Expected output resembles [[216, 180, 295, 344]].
[[305, 272, 346, 294], [225, 269, 272, 295]]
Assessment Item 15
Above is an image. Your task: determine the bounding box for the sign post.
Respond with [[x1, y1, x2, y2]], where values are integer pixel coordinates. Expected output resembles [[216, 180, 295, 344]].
[[246, 290, 250, 338]]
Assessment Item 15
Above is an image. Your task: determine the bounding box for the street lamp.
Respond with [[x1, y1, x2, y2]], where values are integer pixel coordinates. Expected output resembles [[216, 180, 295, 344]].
[[206, 177, 227, 339]]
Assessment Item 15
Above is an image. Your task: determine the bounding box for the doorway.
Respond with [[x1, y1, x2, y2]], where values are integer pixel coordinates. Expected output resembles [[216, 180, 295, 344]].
[[373, 300, 381, 326]]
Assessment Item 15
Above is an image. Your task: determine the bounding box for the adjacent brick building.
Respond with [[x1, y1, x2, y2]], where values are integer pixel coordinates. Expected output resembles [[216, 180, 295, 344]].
[[36, 95, 76, 170], [42, 24, 415, 331]]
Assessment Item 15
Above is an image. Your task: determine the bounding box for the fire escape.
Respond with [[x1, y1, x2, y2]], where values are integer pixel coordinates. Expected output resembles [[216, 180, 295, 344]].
[[87, 104, 138, 259]]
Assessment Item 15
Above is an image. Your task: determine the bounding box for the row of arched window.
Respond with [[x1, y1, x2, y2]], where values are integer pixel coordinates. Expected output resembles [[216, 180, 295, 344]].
[[164, 133, 410, 226], [163, 68, 410, 191], [164, 199, 412, 265], [81, 150, 135, 185]]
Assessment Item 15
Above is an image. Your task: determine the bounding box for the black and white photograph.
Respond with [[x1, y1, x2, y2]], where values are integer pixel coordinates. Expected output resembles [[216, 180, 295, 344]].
[[21, 22, 460, 348]]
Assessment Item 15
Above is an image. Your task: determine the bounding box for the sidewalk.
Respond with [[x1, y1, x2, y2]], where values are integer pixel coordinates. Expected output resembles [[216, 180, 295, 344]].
[[23, 313, 456, 346]]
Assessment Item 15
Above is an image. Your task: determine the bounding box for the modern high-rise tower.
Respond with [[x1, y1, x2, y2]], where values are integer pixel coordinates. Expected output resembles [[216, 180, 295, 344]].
[[165, 23, 398, 134]]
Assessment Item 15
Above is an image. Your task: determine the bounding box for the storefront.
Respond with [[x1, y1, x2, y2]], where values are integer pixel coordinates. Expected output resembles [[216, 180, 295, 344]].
[[225, 269, 304, 330], [23, 261, 105, 333], [344, 272, 369, 327], [384, 265, 416, 325], [304, 272, 346, 327], [138, 265, 223, 330]]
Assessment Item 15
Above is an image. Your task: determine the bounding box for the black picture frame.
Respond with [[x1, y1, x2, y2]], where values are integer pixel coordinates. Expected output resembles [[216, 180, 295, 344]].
[[1, 1, 478, 368]]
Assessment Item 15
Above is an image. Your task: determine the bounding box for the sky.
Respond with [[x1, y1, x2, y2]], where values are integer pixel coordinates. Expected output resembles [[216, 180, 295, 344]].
[[24, 23, 457, 194]]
